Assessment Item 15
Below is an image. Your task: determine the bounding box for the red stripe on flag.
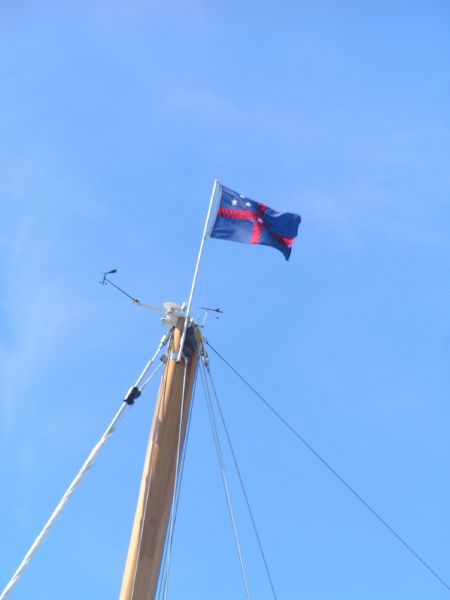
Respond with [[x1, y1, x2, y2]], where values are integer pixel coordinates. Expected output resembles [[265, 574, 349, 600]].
[[218, 204, 295, 249], [218, 208, 256, 221], [272, 233, 296, 247], [251, 219, 265, 244], [251, 204, 267, 244]]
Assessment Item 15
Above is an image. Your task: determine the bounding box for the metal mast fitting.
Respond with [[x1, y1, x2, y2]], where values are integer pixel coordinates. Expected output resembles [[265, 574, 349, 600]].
[[119, 317, 201, 600]]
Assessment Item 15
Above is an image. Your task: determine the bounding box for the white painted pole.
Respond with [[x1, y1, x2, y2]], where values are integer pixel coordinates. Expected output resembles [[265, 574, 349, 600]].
[[177, 179, 219, 361]]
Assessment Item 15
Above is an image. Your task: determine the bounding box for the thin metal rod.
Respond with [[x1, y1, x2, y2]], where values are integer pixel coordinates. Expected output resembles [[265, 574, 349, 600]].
[[104, 277, 140, 303], [177, 179, 219, 361], [103, 276, 165, 314]]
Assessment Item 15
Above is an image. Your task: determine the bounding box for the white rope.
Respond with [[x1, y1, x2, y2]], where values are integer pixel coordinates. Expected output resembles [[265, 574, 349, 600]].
[[140, 361, 164, 392], [200, 363, 252, 600], [134, 332, 171, 389], [0, 357, 165, 600], [0, 403, 127, 600]]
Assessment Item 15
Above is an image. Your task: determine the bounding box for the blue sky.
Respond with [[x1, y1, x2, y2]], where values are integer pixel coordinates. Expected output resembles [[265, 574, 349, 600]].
[[1, 1, 449, 598]]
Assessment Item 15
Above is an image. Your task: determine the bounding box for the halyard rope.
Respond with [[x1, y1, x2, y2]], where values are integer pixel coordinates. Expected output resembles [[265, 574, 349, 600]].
[[200, 361, 253, 600], [0, 339, 167, 600], [204, 364, 278, 599]]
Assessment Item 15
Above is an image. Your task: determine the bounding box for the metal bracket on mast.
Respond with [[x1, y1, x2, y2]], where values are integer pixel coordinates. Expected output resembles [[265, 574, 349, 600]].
[[199, 337, 210, 371]]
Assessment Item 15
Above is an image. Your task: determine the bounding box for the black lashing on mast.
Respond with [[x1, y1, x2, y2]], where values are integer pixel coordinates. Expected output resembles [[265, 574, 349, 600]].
[[124, 327, 197, 405], [124, 385, 141, 405], [183, 325, 198, 359]]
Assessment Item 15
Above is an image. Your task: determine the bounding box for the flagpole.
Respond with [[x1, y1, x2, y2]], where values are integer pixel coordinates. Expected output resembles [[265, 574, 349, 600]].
[[177, 178, 219, 361]]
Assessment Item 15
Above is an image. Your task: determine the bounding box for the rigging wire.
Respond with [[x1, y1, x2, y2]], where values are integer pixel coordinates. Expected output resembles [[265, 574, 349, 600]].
[[101, 273, 166, 314], [162, 358, 189, 600], [204, 363, 278, 600], [199, 361, 253, 600], [129, 340, 172, 600], [205, 340, 450, 594], [0, 359, 164, 600], [156, 370, 198, 600]]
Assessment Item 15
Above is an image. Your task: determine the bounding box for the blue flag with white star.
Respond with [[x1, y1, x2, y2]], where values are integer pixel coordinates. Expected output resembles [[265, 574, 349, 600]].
[[210, 184, 301, 260]]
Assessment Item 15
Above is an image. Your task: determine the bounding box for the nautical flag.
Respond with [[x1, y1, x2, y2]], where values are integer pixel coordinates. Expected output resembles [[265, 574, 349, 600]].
[[210, 185, 301, 260]]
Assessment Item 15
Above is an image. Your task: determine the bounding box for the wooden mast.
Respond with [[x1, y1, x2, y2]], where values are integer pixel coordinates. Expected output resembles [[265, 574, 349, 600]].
[[119, 317, 201, 600]]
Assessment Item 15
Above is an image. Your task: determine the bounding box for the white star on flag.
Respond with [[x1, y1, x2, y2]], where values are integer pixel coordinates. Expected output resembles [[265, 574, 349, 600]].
[[257, 217, 263, 223], [245, 201, 251, 207], [231, 199, 238, 206]]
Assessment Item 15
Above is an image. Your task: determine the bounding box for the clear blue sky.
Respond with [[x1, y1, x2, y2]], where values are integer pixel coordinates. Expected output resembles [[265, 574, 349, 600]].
[[1, 2, 449, 598]]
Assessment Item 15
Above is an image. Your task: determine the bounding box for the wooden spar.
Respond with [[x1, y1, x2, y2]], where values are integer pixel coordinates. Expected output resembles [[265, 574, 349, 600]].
[[119, 318, 201, 600]]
